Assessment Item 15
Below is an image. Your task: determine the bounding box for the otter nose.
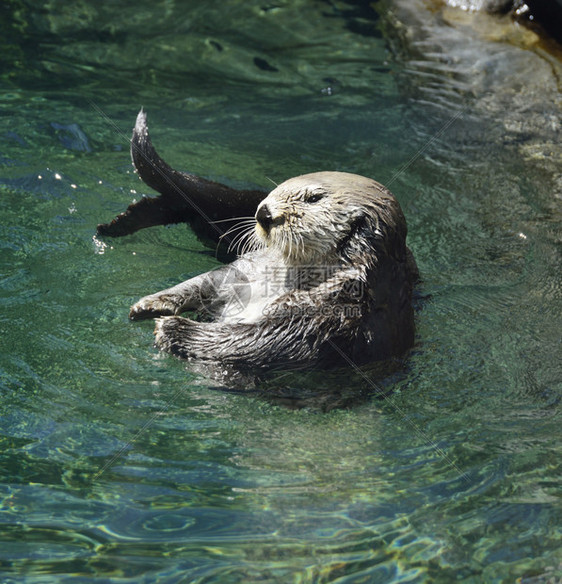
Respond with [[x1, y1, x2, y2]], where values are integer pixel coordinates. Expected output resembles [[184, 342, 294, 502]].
[[256, 204, 273, 231]]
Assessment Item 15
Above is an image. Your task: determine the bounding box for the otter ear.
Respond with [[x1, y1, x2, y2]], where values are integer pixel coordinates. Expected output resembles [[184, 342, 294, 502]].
[[349, 213, 386, 253], [339, 213, 376, 263], [349, 205, 366, 224], [346, 213, 369, 246], [350, 209, 376, 235]]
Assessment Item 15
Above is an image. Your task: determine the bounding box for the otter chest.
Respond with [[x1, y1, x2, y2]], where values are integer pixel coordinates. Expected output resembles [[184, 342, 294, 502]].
[[219, 263, 292, 324]]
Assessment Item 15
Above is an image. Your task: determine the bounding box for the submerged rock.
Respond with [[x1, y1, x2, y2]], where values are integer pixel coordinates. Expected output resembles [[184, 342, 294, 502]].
[[50, 122, 92, 153], [386, 0, 562, 194]]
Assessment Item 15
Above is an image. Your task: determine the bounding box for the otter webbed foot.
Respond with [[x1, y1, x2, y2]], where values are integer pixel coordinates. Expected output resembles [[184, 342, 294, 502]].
[[129, 295, 182, 321]]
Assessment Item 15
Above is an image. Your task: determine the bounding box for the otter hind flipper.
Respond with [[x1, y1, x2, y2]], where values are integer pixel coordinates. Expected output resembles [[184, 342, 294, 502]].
[[97, 109, 266, 243]]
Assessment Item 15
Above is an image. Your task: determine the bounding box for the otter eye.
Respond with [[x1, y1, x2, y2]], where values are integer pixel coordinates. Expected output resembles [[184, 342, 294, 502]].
[[306, 193, 324, 204]]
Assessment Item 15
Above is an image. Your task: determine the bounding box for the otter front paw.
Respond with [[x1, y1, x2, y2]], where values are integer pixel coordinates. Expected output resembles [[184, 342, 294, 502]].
[[154, 316, 194, 358], [129, 295, 180, 321]]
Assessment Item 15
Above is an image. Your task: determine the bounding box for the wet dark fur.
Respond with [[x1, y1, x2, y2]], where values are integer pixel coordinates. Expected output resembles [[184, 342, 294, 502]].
[[97, 110, 265, 248]]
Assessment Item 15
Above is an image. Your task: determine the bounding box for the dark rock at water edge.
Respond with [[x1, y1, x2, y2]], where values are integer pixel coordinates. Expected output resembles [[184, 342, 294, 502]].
[[387, 0, 562, 198], [442, 0, 562, 43], [525, 0, 562, 42]]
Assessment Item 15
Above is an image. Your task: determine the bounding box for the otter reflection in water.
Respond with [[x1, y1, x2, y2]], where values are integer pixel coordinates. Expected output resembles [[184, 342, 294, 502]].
[[98, 111, 419, 386]]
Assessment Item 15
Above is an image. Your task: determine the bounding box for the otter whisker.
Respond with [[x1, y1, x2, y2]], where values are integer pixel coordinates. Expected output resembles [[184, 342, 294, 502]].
[[293, 232, 302, 263], [241, 231, 260, 257], [235, 230, 254, 256], [216, 219, 257, 257], [249, 231, 263, 255], [249, 230, 261, 252], [290, 231, 296, 263], [218, 220, 255, 243], [228, 221, 262, 257], [283, 229, 290, 261], [227, 225, 255, 255], [281, 231, 291, 257], [239, 236, 249, 257], [215, 226, 249, 257], [217, 218, 255, 240], [209, 216, 256, 225]]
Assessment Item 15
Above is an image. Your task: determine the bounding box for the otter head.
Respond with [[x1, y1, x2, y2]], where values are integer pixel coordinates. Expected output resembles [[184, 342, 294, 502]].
[[255, 171, 407, 266]]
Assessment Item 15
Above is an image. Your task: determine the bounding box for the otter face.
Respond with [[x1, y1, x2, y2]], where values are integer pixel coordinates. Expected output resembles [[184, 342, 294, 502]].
[[255, 171, 393, 265]]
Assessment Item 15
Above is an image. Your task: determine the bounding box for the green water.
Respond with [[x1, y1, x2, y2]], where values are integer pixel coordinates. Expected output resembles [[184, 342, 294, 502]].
[[1, 1, 561, 582]]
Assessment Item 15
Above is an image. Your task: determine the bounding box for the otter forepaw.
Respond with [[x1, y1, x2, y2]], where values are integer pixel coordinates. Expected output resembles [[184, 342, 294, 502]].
[[154, 316, 194, 359], [129, 295, 180, 321]]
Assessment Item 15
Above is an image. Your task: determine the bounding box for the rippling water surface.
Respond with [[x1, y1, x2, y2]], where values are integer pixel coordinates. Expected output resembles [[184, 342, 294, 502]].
[[1, 1, 560, 582]]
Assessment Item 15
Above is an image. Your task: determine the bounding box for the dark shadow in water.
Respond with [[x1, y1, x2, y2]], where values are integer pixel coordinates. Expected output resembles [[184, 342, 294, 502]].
[[207, 355, 416, 412]]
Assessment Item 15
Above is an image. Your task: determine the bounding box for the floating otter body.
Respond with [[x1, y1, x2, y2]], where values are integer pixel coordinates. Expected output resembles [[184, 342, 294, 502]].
[[99, 111, 418, 374]]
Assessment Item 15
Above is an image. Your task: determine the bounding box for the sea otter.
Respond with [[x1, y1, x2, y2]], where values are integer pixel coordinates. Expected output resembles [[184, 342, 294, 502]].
[[99, 111, 418, 373]]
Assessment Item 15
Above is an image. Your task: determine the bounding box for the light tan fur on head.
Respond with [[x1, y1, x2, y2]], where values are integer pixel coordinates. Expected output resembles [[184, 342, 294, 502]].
[[254, 171, 406, 265]]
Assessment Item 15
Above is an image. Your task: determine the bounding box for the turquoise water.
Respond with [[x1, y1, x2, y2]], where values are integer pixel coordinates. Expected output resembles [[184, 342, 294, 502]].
[[1, 1, 561, 582]]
